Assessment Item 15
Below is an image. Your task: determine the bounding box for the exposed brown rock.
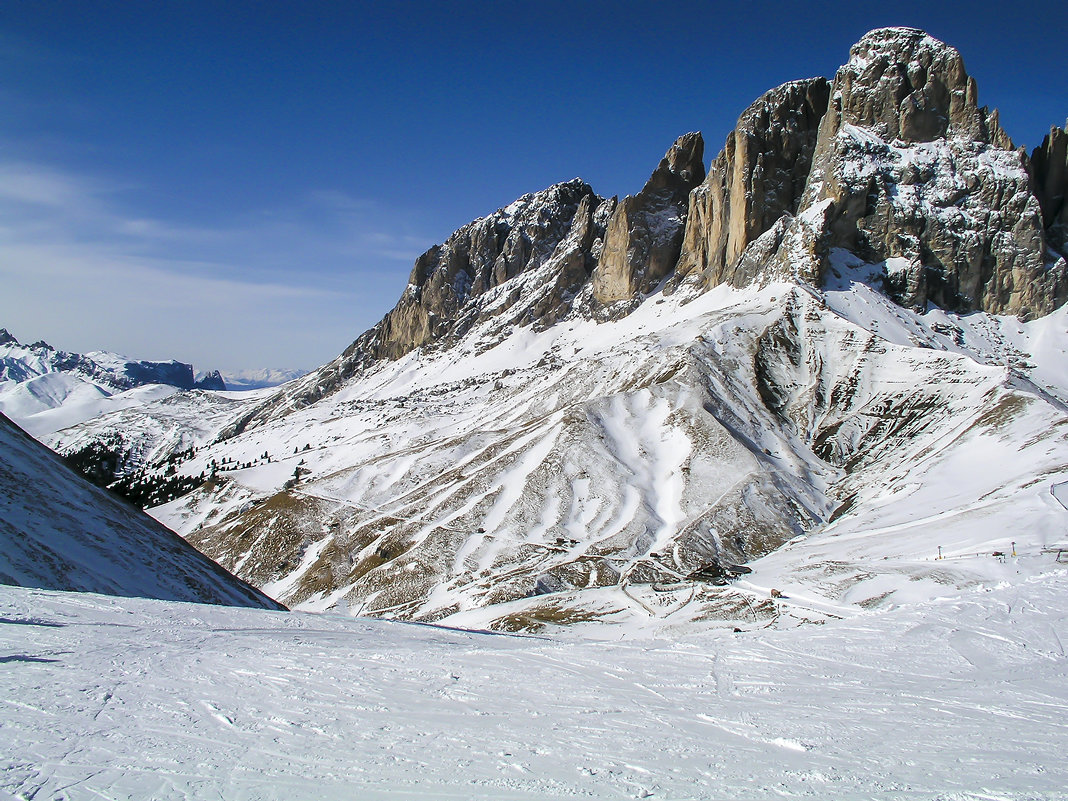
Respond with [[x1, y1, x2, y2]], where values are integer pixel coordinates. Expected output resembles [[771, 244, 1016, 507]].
[[591, 132, 705, 304], [526, 193, 615, 326], [220, 180, 604, 438], [375, 179, 600, 360], [674, 78, 830, 289]]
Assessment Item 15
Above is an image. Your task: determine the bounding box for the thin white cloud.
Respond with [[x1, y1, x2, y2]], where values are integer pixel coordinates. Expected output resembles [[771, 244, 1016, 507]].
[[0, 157, 430, 370], [0, 162, 103, 207]]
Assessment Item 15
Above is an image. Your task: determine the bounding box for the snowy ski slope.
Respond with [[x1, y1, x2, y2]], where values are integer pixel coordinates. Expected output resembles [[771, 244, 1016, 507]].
[[2, 565, 1065, 800]]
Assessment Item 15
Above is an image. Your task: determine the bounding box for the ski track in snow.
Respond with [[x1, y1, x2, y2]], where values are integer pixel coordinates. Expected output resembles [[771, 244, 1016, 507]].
[[2, 574, 1067, 801]]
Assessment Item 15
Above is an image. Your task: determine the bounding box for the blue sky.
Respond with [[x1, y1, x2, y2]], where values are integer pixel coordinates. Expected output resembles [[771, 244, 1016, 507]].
[[1, 1, 1065, 371]]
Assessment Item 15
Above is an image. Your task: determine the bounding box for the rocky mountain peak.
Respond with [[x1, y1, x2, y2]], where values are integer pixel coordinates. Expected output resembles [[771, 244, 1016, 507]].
[[0, 328, 17, 346], [673, 77, 830, 291], [372, 177, 602, 361], [194, 370, 227, 391], [640, 130, 706, 194], [760, 28, 1067, 318], [831, 27, 995, 145], [221, 27, 1068, 439]]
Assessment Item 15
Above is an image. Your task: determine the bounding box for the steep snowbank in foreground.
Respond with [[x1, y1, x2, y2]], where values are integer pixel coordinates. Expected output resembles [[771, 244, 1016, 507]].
[[2, 567, 1065, 800], [0, 413, 281, 609]]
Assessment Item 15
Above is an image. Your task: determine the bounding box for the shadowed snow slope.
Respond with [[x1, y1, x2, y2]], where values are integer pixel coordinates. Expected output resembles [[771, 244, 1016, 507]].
[[0, 413, 281, 609]]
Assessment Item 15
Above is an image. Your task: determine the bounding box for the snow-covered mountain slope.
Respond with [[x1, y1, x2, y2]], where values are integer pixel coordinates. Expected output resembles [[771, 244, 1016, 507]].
[[41, 387, 257, 488], [144, 275, 1068, 629], [3, 563, 1066, 799], [0, 412, 281, 609]]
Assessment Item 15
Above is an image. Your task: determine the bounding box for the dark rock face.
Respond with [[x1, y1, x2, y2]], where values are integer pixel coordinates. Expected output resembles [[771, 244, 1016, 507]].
[[122, 360, 199, 390], [772, 27, 1068, 318], [524, 192, 616, 326], [674, 79, 829, 290], [591, 132, 705, 304], [195, 370, 227, 391], [1032, 125, 1068, 255]]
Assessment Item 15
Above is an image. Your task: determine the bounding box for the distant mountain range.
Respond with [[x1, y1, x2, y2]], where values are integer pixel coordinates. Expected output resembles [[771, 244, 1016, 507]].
[[0, 327, 225, 436], [202, 367, 309, 391], [0, 327, 225, 391], [0, 328, 308, 440]]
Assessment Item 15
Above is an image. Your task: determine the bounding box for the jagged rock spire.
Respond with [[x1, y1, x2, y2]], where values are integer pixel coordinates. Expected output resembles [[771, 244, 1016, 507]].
[[673, 78, 830, 290], [1032, 125, 1068, 255], [591, 132, 704, 304]]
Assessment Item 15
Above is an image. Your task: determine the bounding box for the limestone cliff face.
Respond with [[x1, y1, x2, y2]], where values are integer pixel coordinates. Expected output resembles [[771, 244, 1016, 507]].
[[674, 78, 829, 290], [590, 132, 705, 304], [772, 27, 1067, 318]]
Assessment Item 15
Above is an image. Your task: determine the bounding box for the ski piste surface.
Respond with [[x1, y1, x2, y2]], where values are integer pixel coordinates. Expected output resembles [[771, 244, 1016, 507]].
[[2, 565, 1066, 800]]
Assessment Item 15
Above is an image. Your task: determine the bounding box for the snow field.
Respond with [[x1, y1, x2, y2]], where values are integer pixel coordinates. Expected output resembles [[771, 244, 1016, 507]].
[[2, 571, 1066, 800]]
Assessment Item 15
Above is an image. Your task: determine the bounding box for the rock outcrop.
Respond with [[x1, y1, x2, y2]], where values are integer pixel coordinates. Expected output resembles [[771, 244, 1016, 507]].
[[373, 179, 601, 360], [591, 132, 704, 304], [194, 370, 227, 391], [673, 79, 829, 290], [1032, 125, 1068, 255], [770, 27, 1067, 318]]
